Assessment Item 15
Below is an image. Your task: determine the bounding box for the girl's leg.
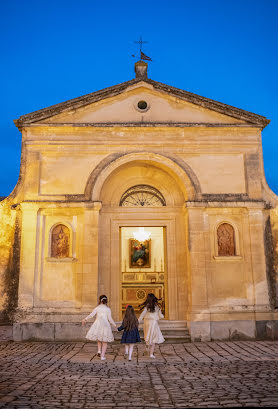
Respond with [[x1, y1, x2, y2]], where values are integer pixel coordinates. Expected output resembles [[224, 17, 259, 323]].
[[150, 343, 155, 358], [101, 342, 108, 359], [124, 344, 129, 355], [143, 343, 149, 356], [97, 341, 102, 355], [128, 344, 134, 361]]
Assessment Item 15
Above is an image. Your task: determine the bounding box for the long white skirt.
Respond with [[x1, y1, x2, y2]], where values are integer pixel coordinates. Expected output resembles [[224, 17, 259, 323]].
[[143, 319, 165, 345], [86, 318, 114, 342]]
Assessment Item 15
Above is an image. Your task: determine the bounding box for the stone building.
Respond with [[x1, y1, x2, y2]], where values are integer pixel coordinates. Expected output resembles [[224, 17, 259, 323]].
[[1, 61, 278, 341]]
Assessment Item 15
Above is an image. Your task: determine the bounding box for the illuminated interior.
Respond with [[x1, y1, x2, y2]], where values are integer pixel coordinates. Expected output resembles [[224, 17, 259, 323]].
[[120, 226, 166, 316]]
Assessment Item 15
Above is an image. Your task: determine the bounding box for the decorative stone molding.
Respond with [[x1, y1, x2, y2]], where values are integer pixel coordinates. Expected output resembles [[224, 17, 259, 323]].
[[85, 151, 201, 202], [186, 200, 266, 208]]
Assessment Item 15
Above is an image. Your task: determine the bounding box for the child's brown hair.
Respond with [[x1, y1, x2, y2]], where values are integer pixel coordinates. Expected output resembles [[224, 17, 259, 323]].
[[139, 293, 161, 312], [123, 305, 139, 331], [98, 294, 108, 304]]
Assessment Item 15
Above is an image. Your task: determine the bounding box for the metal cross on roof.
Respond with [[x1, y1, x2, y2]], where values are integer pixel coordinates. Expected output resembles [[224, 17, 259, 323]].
[[134, 36, 148, 54]]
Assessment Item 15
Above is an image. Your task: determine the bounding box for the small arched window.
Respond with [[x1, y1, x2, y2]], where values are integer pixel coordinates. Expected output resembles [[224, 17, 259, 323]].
[[217, 223, 236, 256], [51, 224, 70, 258], [119, 185, 166, 207]]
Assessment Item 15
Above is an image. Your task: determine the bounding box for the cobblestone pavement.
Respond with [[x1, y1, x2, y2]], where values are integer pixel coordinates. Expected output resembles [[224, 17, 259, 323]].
[[0, 340, 278, 408], [0, 327, 12, 342]]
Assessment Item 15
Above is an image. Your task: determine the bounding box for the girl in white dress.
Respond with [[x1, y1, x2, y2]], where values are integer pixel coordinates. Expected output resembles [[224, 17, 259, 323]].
[[138, 293, 165, 358], [82, 295, 116, 360]]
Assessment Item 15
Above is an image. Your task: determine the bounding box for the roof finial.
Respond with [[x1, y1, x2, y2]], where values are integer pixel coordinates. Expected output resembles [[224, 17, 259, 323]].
[[132, 35, 152, 62], [134, 60, 148, 79], [135, 35, 147, 55], [132, 36, 152, 79]]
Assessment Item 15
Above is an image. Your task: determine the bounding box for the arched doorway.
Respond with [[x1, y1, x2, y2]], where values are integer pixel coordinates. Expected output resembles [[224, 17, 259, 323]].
[[92, 154, 196, 321], [119, 184, 167, 316]]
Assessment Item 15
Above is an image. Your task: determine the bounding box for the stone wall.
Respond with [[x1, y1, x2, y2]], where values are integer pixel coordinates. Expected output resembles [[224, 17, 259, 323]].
[[0, 198, 20, 323], [270, 208, 278, 307]]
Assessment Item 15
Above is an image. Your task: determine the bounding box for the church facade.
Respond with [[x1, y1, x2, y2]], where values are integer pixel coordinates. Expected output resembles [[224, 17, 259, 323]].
[[1, 61, 278, 341]]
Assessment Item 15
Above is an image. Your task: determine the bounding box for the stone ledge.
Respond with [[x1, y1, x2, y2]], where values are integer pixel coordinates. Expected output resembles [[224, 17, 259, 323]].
[[45, 257, 77, 263], [189, 319, 278, 342], [213, 256, 243, 261], [12, 319, 278, 342], [13, 322, 190, 342]]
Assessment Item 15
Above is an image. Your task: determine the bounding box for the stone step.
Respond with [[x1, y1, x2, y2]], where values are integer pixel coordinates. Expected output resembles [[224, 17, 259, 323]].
[[114, 327, 191, 343], [114, 320, 187, 329], [114, 321, 190, 343], [158, 320, 188, 329]]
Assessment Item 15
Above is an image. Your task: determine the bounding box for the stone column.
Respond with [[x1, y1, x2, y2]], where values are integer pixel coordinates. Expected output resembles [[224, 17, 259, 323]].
[[187, 205, 211, 341], [81, 202, 101, 309]]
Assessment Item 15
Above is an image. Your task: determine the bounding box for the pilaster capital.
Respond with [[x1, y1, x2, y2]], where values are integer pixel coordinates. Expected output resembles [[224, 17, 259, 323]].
[[19, 202, 40, 212], [92, 201, 102, 212], [83, 201, 102, 211]]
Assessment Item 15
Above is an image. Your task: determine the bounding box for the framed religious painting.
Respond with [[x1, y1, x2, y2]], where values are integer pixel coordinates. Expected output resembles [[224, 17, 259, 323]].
[[129, 239, 151, 268]]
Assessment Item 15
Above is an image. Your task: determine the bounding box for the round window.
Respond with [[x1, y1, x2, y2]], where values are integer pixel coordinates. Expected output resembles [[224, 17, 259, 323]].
[[137, 100, 148, 110]]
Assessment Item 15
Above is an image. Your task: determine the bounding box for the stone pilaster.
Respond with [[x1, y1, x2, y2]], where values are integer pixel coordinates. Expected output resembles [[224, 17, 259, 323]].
[[245, 153, 262, 199], [81, 202, 101, 308], [17, 203, 38, 309], [187, 206, 211, 341], [248, 208, 271, 310]]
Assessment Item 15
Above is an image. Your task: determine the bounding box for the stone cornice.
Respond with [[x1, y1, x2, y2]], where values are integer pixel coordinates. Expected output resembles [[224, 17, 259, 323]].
[[19, 199, 269, 209], [23, 122, 264, 128], [186, 200, 267, 208]]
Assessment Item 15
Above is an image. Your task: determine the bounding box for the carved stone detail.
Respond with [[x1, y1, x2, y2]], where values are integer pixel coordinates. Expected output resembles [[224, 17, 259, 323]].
[[51, 224, 70, 258], [217, 223, 236, 256], [120, 185, 166, 207]]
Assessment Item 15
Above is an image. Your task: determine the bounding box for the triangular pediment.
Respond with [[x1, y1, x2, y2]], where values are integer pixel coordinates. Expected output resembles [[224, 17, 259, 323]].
[[14, 78, 270, 128]]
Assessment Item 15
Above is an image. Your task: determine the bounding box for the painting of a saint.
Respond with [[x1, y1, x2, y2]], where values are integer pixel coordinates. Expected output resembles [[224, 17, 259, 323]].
[[217, 223, 235, 256], [51, 224, 70, 258], [130, 239, 151, 268]]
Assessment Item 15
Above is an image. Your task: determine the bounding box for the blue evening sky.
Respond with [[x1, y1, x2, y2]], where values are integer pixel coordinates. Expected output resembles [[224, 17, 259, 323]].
[[0, 0, 277, 196]]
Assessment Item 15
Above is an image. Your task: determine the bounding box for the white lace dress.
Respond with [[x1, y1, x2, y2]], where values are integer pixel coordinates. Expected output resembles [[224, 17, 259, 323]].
[[84, 304, 116, 342], [138, 306, 165, 345]]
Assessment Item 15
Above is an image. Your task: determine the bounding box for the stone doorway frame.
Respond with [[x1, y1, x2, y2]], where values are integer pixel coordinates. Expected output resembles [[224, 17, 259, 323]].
[[119, 225, 168, 319], [106, 215, 181, 321]]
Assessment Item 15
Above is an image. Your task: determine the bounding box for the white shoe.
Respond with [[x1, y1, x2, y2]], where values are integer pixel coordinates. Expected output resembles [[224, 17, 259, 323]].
[[150, 354, 155, 358], [100, 357, 106, 360]]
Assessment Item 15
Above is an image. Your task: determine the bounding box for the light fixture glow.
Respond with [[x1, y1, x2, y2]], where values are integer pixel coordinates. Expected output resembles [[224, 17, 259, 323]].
[[133, 227, 151, 242]]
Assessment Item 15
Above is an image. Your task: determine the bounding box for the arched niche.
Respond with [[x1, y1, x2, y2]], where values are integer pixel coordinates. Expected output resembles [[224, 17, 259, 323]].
[[217, 223, 236, 256], [215, 221, 242, 258]]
